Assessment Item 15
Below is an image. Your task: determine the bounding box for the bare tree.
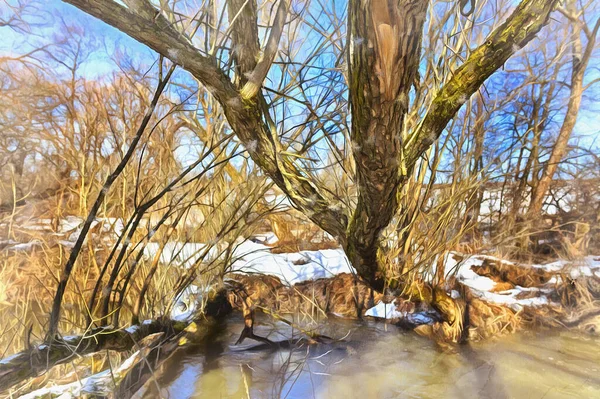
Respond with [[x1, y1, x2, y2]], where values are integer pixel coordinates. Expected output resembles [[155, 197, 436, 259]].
[[528, 0, 600, 217], [57, 0, 559, 291]]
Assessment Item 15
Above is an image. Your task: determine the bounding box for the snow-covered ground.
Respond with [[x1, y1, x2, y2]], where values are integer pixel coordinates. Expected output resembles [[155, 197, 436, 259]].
[[166, 232, 354, 321], [141, 232, 353, 285], [446, 253, 600, 311], [143, 242, 215, 268], [364, 253, 600, 323], [0, 216, 125, 250], [532, 256, 600, 280], [229, 238, 353, 285], [222, 235, 597, 323], [445, 254, 551, 311]]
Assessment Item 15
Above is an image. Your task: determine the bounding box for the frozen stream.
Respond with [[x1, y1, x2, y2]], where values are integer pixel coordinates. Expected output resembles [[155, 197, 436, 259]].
[[137, 315, 600, 399]]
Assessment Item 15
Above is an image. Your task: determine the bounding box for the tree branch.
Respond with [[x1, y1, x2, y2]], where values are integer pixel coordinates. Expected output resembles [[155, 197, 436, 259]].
[[239, 0, 290, 100], [63, 0, 237, 98], [406, 0, 559, 169], [62, 0, 347, 241]]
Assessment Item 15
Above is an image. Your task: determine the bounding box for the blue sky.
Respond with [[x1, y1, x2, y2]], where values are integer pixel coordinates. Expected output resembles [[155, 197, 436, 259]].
[[1, 1, 154, 78], [1, 0, 598, 158]]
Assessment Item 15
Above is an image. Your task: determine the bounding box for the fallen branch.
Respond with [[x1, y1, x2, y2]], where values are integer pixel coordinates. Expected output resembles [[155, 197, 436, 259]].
[[0, 320, 180, 394], [18, 333, 166, 399], [0, 289, 231, 395]]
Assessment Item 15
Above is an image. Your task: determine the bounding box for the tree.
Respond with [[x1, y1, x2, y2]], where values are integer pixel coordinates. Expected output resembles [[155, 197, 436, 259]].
[[527, 0, 600, 217], [57, 0, 558, 294]]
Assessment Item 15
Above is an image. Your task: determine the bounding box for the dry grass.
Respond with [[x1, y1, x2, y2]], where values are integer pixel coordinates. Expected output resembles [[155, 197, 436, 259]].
[[259, 209, 340, 254], [0, 350, 128, 399], [472, 258, 553, 289], [228, 273, 383, 321], [466, 297, 520, 341], [0, 55, 278, 358]]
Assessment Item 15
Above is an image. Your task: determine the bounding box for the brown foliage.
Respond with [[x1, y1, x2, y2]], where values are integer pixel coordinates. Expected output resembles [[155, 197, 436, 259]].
[[473, 258, 553, 288], [466, 297, 520, 341], [227, 273, 382, 320]]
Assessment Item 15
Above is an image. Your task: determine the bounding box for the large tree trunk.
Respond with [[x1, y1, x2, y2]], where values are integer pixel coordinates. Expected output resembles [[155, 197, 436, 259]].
[[345, 0, 429, 290], [345, 0, 559, 289]]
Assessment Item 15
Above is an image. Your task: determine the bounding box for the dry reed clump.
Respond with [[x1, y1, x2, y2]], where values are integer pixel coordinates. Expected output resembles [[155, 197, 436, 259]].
[[283, 273, 383, 318], [541, 274, 600, 334], [228, 264, 600, 347], [411, 275, 522, 345], [400, 279, 434, 303], [264, 211, 340, 254], [230, 272, 471, 345], [226, 274, 287, 309], [226, 273, 383, 320], [518, 304, 565, 329], [466, 297, 520, 341], [414, 296, 467, 346], [464, 260, 600, 338], [472, 258, 553, 289], [0, 243, 106, 355], [552, 274, 600, 308]]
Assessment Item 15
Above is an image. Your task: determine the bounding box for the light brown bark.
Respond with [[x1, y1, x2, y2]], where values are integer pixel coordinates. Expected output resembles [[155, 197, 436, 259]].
[[528, 2, 600, 216]]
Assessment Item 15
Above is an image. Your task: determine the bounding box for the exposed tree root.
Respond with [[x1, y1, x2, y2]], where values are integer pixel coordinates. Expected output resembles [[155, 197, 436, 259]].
[[226, 278, 333, 346]]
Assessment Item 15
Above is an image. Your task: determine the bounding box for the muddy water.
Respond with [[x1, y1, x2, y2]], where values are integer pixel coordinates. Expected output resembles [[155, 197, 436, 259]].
[[139, 315, 600, 399]]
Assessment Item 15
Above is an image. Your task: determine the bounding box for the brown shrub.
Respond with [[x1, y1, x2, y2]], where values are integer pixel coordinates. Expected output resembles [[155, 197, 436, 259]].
[[466, 297, 520, 341], [473, 258, 553, 288], [227, 273, 382, 319]]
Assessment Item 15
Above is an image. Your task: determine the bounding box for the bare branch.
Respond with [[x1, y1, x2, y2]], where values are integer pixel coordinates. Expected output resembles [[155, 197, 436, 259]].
[[239, 0, 290, 100], [406, 0, 559, 169]]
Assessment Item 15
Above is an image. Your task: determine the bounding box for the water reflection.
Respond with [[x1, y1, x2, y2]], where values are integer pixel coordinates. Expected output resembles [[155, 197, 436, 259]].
[[140, 315, 600, 399]]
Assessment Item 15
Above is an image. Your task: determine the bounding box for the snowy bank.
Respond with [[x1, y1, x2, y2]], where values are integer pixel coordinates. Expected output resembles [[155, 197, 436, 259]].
[[229, 239, 353, 285]]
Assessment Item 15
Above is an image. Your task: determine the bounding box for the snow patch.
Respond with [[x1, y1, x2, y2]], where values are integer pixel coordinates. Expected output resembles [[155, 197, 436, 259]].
[[125, 325, 139, 334], [5, 240, 41, 251], [250, 232, 279, 245], [365, 300, 404, 319], [445, 253, 594, 311], [365, 300, 436, 325], [531, 256, 600, 279], [0, 352, 21, 365], [143, 242, 214, 268], [230, 240, 352, 285], [169, 285, 207, 322]]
